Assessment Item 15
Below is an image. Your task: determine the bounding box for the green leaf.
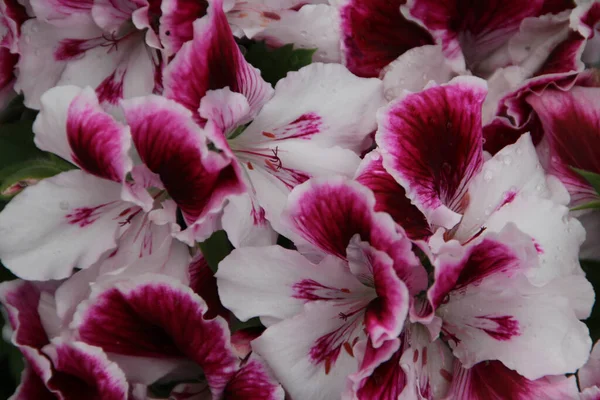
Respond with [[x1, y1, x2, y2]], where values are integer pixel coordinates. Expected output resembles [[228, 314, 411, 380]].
[[571, 200, 600, 211], [244, 41, 317, 86], [0, 157, 76, 199], [0, 120, 45, 170], [198, 230, 233, 273], [571, 167, 600, 196]]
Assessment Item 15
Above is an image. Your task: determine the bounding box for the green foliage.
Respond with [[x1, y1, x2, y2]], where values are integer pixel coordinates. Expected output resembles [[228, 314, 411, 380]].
[[198, 230, 233, 273], [244, 41, 317, 86], [571, 168, 600, 210]]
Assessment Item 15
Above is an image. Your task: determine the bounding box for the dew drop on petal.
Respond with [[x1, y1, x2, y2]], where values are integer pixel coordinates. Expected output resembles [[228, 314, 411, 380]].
[[59, 201, 69, 210], [483, 170, 493, 182], [503, 155, 512, 165]]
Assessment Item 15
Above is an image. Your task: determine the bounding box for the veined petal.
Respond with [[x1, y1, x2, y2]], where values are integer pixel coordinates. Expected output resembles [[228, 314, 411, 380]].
[[254, 4, 342, 63], [34, 86, 132, 182], [221, 193, 278, 248], [403, 0, 575, 75], [0, 170, 132, 280], [344, 338, 405, 400], [10, 366, 55, 400], [446, 360, 579, 400], [188, 254, 229, 321], [283, 176, 427, 294], [355, 150, 431, 241], [159, 0, 208, 56], [340, 0, 434, 78], [216, 245, 368, 326], [252, 301, 366, 400], [43, 338, 129, 400], [163, 0, 273, 123], [122, 95, 246, 240], [30, 0, 93, 23], [376, 76, 487, 229], [526, 86, 600, 205], [223, 354, 285, 400], [438, 229, 591, 379], [233, 63, 384, 154], [240, 139, 361, 236], [347, 240, 409, 347], [72, 274, 239, 396]]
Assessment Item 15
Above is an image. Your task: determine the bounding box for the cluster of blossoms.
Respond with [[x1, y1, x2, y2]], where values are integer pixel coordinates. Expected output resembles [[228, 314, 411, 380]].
[[0, 0, 600, 398]]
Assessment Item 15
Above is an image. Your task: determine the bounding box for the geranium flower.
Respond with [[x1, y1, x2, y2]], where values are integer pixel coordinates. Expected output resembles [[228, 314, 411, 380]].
[[216, 177, 427, 399], [123, 0, 384, 246], [0, 0, 28, 107]]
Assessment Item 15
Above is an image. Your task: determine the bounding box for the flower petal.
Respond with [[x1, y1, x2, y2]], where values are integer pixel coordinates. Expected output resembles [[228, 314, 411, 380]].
[[344, 338, 405, 400], [216, 245, 367, 326], [43, 338, 129, 400], [526, 86, 600, 205], [340, 0, 434, 78], [122, 95, 247, 241], [188, 254, 230, 321], [580, 340, 600, 391], [30, 0, 93, 22], [254, 4, 341, 63], [283, 177, 427, 294], [10, 366, 55, 400], [163, 0, 273, 123], [438, 229, 591, 379], [223, 354, 285, 400], [72, 274, 239, 395], [403, 0, 574, 74], [0, 170, 131, 280], [233, 63, 384, 154], [34, 85, 132, 182], [252, 301, 365, 400], [221, 193, 278, 248], [347, 239, 409, 347], [376, 76, 487, 229], [355, 150, 431, 241], [159, 0, 208, 56], [381, 44, 455, 101], [446, 360, 579, 399]]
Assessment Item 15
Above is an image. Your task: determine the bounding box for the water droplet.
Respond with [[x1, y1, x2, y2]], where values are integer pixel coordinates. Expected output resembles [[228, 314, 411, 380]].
[[59, 201, 69, 210], [446, 121, 453, 129], [24, 35, 31, 44], [384, 88, 396, 99], [484, 206, 493, 216], [31, 25, 39, 33], [516, 147, 523, 155], [503, 155, 512, 165], [551, 156, 559, 163], [371, 152, 381, 161], [483, 170, 493, 182], [482, 137, 487, 144], [535, 184, 543, 192], [300, 30, 308, 37]]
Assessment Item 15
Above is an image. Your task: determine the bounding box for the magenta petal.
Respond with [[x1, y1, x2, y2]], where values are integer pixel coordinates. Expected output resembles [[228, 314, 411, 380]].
[[404, 0, 573, 74], [67, 87, 131, 182], [429, 231, 527, 312], [357, 243, 409, 347], [43, 339, 129, 400], [223, 355, 284, 400], [123, 95, 246, 226], [11, 366, 56, 400], [163, 0, 273, 123], [188, 254, 230, 321], [340, 0, 433, 78], [355, 150, 431, 241], [73, 275, 238, 396], [284, 177, 427, 294], [526, 87, 600, 205], [376, 76, 486, 229], [348, 338, 406, 399], [447, 360, 579, 399], [159, 0, 209, 56], [0, 280, 51, 352]]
